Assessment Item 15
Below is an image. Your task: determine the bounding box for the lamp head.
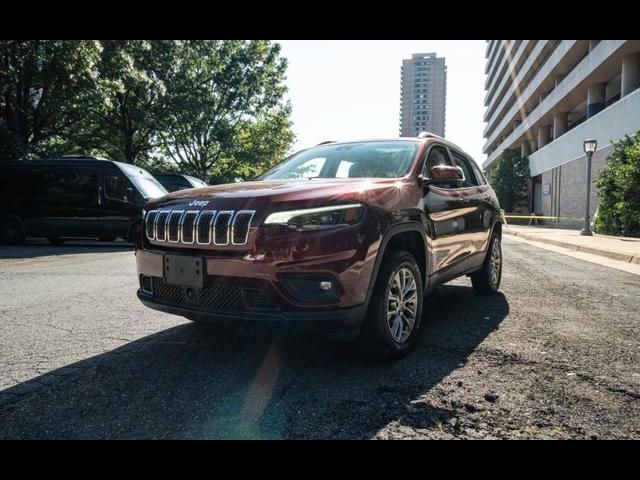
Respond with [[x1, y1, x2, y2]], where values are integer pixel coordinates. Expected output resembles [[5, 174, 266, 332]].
[[583, 139, 597, 154]]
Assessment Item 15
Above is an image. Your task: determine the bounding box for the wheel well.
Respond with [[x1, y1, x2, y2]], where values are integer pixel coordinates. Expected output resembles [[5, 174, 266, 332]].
[[493, 221, 502, 240], [384, 230, 427, 284]]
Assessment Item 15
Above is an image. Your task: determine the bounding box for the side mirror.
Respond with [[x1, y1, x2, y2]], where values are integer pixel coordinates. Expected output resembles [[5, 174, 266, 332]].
[[422, 165, 465, 185], [124, 187, 134, 202]]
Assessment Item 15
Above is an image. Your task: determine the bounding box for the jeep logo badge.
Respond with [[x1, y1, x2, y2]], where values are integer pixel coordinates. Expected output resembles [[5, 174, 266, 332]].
[[189, 200, 210, 208]]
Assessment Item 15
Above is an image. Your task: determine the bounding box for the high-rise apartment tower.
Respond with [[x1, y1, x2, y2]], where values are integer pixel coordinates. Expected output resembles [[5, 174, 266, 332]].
[[399, 52, 447, 137]]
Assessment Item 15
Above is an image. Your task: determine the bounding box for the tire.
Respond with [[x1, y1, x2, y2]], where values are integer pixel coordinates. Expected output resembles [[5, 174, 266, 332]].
[[47, 236, 65, 245], [0, 218, 25, 245], [471, 233, 502, 294], [358, 250, 423, 359]]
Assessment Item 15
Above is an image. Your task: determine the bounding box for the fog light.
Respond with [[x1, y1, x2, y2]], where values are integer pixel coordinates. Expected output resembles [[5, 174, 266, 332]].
[[280, 274, 340, 303]]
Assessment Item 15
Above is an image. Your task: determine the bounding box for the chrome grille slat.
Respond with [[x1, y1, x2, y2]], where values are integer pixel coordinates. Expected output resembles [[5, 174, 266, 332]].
[[181, 211, 199, 244], [167, 211, 184, 243], [145, 210, 158, 240], [196, 210, 216, 245], [155, 211, 170, 242], [214, 211, 234, 245], [232, 210, 255, 245], [145, 207, 254, 248]]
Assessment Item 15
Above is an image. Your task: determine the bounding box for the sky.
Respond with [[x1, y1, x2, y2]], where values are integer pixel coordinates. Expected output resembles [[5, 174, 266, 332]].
[[277, 40, 486, 165]]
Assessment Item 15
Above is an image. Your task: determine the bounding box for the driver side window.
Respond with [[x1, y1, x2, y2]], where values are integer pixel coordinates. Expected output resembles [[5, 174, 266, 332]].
[[105, 173, 130, 200], [423, 145, 452, 179]]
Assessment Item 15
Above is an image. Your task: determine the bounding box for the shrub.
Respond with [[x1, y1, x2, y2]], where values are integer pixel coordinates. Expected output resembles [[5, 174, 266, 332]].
[[594, 132, 640, 237], [489, 148, 530, 212]]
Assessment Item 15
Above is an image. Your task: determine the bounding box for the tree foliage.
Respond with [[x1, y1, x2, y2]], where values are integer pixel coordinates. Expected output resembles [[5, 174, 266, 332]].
[[0, 40, 101, 158], [156, 40, 294, 181], [1, 40, 295, 181], [489, 148, 530, 212], [594, 132, 640, 237], [71, 40, 171, 164]]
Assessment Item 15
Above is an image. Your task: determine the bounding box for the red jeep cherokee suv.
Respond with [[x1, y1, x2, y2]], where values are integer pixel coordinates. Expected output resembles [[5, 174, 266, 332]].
[[136, 134, 503, 358]]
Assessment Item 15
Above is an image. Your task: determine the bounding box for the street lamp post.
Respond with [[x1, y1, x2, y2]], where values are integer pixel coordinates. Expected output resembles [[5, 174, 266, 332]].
[[581, 138, 597, 236]]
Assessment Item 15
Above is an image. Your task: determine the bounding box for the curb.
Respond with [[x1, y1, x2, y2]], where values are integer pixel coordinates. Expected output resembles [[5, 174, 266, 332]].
[[505, 229, 640, 264]]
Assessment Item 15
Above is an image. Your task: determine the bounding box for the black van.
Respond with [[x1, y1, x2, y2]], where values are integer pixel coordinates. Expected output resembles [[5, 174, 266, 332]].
[[153, 173, 208, 192], [0, 156, 167, 245]]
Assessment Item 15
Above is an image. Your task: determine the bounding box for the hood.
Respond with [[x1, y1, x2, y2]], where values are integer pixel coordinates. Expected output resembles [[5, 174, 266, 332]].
[[146, 177, 418, 212]]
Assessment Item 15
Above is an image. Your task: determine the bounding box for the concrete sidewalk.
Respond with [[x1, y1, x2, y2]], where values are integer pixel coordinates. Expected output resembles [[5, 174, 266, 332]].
[[504, 225, 640, 265]]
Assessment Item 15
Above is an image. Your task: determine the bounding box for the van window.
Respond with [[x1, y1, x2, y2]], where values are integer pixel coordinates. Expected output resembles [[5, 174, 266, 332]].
[[105, 173, 130, 200]]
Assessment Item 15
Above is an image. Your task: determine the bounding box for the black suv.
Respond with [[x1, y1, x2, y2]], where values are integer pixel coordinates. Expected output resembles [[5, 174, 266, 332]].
[[136, 134, 503, 358]]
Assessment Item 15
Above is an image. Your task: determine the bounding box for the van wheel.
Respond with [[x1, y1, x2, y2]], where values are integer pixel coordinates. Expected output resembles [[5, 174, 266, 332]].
[[47, 236, 65, 245], [358, 250, 423, 360], [471, 233, 502, 294], [0, 218, 25, 245]]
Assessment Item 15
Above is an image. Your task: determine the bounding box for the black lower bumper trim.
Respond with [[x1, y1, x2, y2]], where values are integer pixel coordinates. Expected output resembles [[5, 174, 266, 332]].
[[137, 290, 366, 331]]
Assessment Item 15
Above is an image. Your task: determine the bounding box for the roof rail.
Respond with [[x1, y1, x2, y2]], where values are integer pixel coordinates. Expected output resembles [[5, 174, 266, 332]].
[[416, 131, 445, 140], [316, 140, 336, 145], [60, 154, 99, 159]]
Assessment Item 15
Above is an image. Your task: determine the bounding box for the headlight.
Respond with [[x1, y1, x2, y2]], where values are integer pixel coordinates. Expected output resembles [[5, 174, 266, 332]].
[[263, 204, 363, 230]]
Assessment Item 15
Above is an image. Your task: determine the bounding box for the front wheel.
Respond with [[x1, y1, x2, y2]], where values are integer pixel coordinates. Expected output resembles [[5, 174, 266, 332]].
[[471, 233, 502, 294], [358, 250, 423, 359]]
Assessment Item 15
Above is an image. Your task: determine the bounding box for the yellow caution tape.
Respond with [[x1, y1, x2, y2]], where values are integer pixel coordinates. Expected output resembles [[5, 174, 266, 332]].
[[504, 215, 560, 220]]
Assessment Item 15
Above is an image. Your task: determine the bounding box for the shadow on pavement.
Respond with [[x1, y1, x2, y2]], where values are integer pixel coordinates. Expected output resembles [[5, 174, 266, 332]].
[[0, 239, 134, 259], [0, 284, 509, 439]]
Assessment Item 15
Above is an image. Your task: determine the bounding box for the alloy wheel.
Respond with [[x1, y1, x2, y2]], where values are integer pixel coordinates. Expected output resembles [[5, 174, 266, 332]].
[[386, 267, 418, 343]]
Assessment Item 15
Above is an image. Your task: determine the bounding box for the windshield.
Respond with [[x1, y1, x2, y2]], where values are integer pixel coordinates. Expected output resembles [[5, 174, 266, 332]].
[[129, 176, 167, 199], [185, 175, 207, 188], [117, 163, 168, 199], [257, 141, 419, 181]]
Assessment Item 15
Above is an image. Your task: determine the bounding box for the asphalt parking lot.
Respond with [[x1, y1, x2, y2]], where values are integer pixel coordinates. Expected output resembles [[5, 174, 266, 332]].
[[0, 237, 639, 439]]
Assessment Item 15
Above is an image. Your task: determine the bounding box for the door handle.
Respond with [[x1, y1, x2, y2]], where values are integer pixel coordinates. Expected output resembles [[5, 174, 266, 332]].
[[98, 186, 103, 206]]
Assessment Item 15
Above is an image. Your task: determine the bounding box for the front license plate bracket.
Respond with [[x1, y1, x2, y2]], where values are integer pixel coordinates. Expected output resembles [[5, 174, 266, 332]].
[[163, 254, 204, 288]]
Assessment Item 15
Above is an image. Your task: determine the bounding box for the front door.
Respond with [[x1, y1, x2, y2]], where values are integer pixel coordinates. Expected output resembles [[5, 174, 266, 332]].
[[100, 165, 140, 239], [421, 144, 472, 276]]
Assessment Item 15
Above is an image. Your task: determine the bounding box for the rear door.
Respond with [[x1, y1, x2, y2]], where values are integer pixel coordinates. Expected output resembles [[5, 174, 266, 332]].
[[421, 144, 472, 274]]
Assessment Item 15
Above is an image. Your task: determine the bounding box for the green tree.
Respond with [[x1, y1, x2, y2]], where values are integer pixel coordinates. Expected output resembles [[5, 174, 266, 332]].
[[594, 132, 640, 237], [0, 40, 101, 159], [71, 40, 172, 164], [156, 40, 295, 180], [489, 148, 530, 212]]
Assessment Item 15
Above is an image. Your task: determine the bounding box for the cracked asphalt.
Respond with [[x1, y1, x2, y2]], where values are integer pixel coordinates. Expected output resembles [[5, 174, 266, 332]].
[[0, 237, 639, 439]]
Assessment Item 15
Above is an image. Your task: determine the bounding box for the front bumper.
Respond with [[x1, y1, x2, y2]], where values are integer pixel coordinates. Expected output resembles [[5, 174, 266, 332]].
[[137, 290, 366, 331], [135, 244, 372, 331]]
